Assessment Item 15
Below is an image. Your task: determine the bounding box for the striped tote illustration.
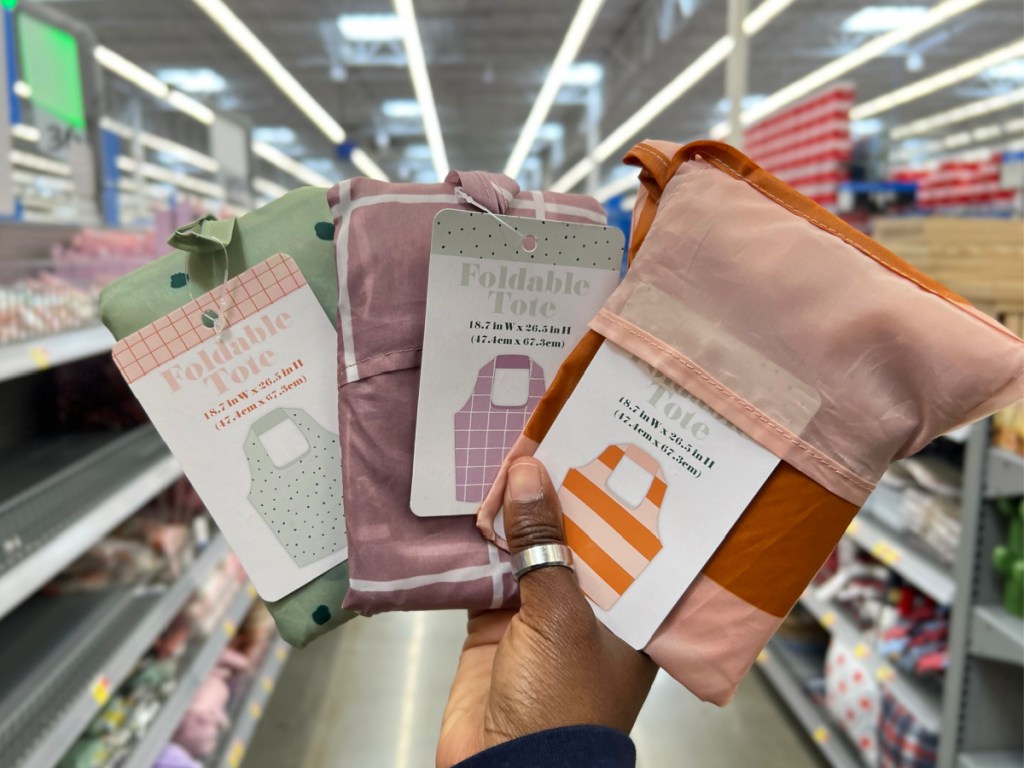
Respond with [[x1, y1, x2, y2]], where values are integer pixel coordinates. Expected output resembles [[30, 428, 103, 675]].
[[559, 444, 666, 610]]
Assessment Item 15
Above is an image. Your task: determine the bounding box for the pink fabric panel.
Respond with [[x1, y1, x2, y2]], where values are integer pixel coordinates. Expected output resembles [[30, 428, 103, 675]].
[[330, 171, 606, 613], [643, 574, 784, 705], [594, 158, 1024, 504]]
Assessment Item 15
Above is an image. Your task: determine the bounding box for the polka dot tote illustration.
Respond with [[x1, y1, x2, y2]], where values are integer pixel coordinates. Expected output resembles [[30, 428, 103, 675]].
[[454, 355, 546, 503], [244, 407, 345, 567], [559, 444, 665, 611]]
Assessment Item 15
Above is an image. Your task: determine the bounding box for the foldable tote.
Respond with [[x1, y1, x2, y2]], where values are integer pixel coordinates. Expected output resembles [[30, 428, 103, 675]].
[[330, 171, 607, 614], [99, 188, 357, 648], [478, 140, 1024, 703]]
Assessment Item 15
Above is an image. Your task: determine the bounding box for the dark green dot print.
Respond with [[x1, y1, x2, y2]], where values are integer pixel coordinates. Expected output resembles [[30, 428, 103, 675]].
[[170, 272, 189, 289], [312, 605, 331, 624], [314, 221, 336, 241]]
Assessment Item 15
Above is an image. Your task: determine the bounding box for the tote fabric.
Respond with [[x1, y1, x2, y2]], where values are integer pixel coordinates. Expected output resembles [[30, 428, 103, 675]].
[[559, 444, 665, 610], [330, 170, 606, 614], [455, 355, 547, 503], [99, 188, 357, 648], [244, 407, 345, 568], [477, 139, 1024, 704]]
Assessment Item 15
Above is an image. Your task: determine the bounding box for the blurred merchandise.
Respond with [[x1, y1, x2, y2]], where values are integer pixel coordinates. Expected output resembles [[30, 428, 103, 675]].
[[993, 498, 1024, 617]]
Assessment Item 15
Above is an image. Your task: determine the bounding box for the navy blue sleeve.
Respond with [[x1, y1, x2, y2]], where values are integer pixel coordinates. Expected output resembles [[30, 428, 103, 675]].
[[452, 725, 636, 768]]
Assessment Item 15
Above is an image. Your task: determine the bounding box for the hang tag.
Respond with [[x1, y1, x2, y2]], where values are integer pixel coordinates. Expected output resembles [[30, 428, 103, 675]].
[[411, 210, 623, 517], [112, 254, 346, 601], [533, 342, 784, 649]]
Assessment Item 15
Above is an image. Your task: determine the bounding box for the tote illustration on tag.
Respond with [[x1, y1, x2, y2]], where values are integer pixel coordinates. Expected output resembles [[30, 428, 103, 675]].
[[454, 355, 546, 503], [558, 444, 666, 610], [245, 407, 345, 567]]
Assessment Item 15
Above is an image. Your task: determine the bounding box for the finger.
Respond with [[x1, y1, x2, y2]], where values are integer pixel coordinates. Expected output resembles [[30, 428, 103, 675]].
[[503, 458, 589, 626]]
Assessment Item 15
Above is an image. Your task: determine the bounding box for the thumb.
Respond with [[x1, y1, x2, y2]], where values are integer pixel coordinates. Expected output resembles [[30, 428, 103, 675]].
[[503, 458, 590, 628]]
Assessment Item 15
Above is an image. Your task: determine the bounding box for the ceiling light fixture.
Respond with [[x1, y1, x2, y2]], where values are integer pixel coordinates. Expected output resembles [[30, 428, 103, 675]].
[[552, 0, 798, 192], [191, 0, 345, 145], [594, 173, 641, 202], [252, 141, 334, 187], [890, 86, 1024, 139], [165, 90, 216, 125], [337, 13, 404, 42], [842, 5, 930, 34], [93, 45, 215, 124], [253, 176, 290, 200], [710, 0, 991, 138], [156, 67, 227, 94], [504, 0, 606, 179], [393, 0, 448, 180], [350, 148, 389, 181], [850, 38, 1024, 119]]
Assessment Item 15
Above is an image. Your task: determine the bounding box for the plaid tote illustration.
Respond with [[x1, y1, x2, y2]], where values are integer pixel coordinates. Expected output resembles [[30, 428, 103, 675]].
[[558, 444, 666, 610], [454, 355, 546, 503]]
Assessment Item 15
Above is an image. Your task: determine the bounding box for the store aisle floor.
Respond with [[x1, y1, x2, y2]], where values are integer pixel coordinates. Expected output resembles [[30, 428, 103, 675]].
[[244, 611, 823, 768]]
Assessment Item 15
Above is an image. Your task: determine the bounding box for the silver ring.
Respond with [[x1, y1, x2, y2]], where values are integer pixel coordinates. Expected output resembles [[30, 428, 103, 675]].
[[511, 543, 574, 582]]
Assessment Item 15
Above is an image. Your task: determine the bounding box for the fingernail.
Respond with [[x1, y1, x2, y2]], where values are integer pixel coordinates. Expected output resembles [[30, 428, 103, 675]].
[[508, 461, 542, 502]]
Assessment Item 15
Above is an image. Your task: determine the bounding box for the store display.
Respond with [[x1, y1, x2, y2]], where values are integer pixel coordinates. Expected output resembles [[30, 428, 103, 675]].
[[825, 637, 881, 764], [878, 688, 941, 768], [479, 138, 1024, 705], [329, 169, 606, 614], [0, 264, 99, 344]]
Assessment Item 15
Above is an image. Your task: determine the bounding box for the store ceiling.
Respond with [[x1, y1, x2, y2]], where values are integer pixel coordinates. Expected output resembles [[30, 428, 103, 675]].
[[36, 0, 1024, 189]]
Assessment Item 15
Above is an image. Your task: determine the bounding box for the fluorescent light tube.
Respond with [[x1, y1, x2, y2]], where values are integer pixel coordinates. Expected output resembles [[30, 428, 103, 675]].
[[595, 173, 640, 202], [94, 45, 171, 99], [891, 87, 1024, 139], [191, 0, 346, 145], [253, 177, 290, 199], [552, 0, 798, 192], [100, 117, 220, 174], [166, 90, 216, 125], [504, 0, 606, 178], [851, 38, 1024, 119], [252, 141, 334, 187], [712, 0, 992, 138], [393, 0, 448, 180], [350, 147, 390, 181]]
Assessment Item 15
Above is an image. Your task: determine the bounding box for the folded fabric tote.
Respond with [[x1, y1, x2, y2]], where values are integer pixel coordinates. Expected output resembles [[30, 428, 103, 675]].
[[99, 187, 357, 648], [478, 139, 1024, 703], [330, 170, 607, 614]]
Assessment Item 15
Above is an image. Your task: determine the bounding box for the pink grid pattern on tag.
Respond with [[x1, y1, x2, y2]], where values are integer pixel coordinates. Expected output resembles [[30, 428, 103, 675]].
[[454, 355, 546, 503], [113, 253, 306, 384]]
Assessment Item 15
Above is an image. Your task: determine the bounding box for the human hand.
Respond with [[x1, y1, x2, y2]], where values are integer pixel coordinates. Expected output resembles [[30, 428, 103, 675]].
[[436, 458, 658, 767]]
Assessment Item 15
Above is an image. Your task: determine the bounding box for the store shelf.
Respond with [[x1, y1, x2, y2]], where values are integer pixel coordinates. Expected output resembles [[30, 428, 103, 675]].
[[0, 424, 181, 620], [984, 448, 1024, 500], [756, 640, 862, 768], [800, 588, 944, 731], [956, 753, 1024, 768], [215, 637, 292, 768], [968, 606, 1024, 667], [121, 584, 257, 768], [846, 512, 956, 605], [0, 325, 113, 383], [0, 535, 229, 768]]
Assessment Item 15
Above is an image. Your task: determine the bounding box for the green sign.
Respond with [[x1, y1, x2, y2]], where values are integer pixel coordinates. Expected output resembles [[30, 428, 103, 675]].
[[16, 12, 86, 131]]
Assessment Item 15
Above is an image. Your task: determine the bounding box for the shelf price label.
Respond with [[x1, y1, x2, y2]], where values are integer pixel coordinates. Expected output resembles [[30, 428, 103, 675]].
[[812, 726, 830, 743], [250, 702, 263, 720], [90, 676, 111, 706], [756, 650, 769, 665], [821, 611, 837, 629], [246, 583, 257, 599], [846, 519, 861, 535], [261, 675, 274, 692], [227, 740, 245, 768], [870, 541, 901, 566], [29, 347, 51, 370], [275, 646, 288, 662], [853, 642, 871, 660], [223, 619, 237, 638], [875, 665, 895, 683]]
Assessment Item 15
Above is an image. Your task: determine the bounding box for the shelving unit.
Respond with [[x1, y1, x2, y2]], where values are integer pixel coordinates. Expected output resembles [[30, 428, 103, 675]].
[[214, 637, 292, 768], [845, 511, 956, 605], [0, 424, 181, 620], [0, 535, 230, 768], [759, 421, 1024, 768], [120, 584, 256, 768], [0, 326, 113, 384], [756, 640, 861, 768]]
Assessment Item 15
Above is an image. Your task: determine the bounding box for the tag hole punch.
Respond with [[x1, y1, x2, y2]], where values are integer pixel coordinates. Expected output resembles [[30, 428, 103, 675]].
[[522, 235, 538, 253], [201, 310, 219, 329]]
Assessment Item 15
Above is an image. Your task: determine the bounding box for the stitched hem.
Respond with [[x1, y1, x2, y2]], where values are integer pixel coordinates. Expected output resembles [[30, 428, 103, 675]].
[[595, 310, 875, 495]]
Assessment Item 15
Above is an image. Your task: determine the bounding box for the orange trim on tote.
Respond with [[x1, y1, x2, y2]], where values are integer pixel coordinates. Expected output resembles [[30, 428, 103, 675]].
[[562, 470, 663, 561], [563, 515, 634, 596]]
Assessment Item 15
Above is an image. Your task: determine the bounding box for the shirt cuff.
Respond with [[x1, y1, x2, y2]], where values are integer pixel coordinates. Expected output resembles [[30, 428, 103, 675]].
[[453, 725, 636, 768]]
